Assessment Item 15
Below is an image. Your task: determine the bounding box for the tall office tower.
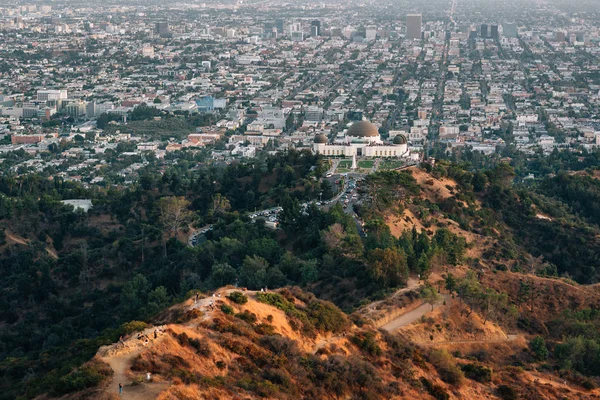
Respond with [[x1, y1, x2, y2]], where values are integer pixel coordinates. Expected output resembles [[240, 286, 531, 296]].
[[503, 23, 518, 38], [490, 25, 499, 38], [290, 22, 302, 35], [263, 22, 274, 39], [480, 24, 488, 38], [555, 31, 565, 42], [291, 31, 304, 42], [155, 22, 170, 37], [406, 14, 422, 40], [276, 18, 284, 34], [311, 20, 321, 37]]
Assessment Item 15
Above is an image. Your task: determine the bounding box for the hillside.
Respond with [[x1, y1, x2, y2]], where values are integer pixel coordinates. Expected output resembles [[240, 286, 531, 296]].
[[60, 286, 600, 400], [5, 159, 600, 399]]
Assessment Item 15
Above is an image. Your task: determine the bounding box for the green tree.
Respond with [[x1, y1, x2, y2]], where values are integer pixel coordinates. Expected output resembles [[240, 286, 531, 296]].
[[472, 171, 488, 192], [420, 284, 442, 310], [209, 193, 231, 217], [279, 193, 301, 231], [209, 263, 237, 287], [239, 255, 268, 289], [366, 247, 409, 288], [529, 336, 549, 361], [156, 196, 193, 237], [120, 273, 152, 319], [445, 273, 457, 295], [147, 286, 170, 315]]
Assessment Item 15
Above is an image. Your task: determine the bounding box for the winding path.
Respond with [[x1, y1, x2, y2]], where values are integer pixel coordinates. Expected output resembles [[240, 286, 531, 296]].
[[99, 329, 169, 399]]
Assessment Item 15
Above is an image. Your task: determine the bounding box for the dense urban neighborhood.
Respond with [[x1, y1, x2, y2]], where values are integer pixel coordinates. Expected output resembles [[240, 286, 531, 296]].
[[1, 0, 600, 187]]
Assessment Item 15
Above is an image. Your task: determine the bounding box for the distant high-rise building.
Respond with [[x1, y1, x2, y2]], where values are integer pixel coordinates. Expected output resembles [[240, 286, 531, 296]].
[[480, 24, 488, 38], [276, 18, 284, 34], [291, 31, 304, 42], [406, 14, 422, 40], [503, 23, 518, 38], [490, 25, 499, 39], [469, 30, 478, 40], [155, 22, 171, 38], [310, 20, 321, 37], [555, 31, 566, 42], [263, 22, 274, 39]]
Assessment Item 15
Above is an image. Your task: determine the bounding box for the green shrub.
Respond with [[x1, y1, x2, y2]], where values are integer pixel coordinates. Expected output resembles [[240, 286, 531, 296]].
[[215, 360, 226, 370], [227, 291, 248, 305], [190, 338, 211, 356], [235, 310, 258, 324], [582, 379, 597, 390], [350, 331, 382, 357], [175, 308, 204, 324], [52, 360, 113, 395], [460, 363, 492, 382], [306, 300, 349, 333], [496, 385, 518, 400], [256, 292, 295, 313], [254, 323, 276, 335], [175, 332, 212, 357], [119, 321, 149, 335], [256, 292, 316, 337], [428, 349, 464, 386], [221, 304, 235, 315], [419, 377, 449, 400]]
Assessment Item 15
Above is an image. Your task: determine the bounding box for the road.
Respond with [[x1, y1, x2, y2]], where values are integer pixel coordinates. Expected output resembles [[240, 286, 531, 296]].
[[381, 294, 449, 332], [425, 0, 454, 158], [416, 335, 519, 347], [187, 225, 212, 247]]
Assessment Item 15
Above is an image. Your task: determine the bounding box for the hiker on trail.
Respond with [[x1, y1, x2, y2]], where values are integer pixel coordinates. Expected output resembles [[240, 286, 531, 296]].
[[212, 293, 216, 298], [146, 372, 152, 381], [260, 288, 264, 292], [119, 383, 123, 395], [195, 293, 199, 303], [218, 293, 221, 298], [154, 330, 157, 339]]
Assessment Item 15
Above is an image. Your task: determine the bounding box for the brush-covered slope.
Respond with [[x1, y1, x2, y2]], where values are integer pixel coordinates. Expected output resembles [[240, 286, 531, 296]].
[[60, 286, 600, 400]]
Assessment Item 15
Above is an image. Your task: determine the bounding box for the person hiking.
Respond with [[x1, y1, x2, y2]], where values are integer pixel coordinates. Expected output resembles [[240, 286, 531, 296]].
[[146, 372, 152, 381], [195, 293, 199, 303], [119, 383, 123, 395], [154, 330, 157, 339]]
